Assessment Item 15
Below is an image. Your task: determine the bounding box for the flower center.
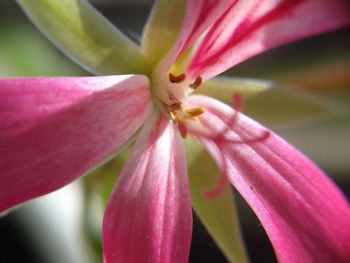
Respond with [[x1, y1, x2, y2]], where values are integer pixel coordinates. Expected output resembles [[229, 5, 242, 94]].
[[152, 71, 205, 138]]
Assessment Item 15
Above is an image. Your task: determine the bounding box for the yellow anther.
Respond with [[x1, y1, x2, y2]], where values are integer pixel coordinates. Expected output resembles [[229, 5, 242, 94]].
[[170, 112, 178, 123], [169, 73, 186, 83], [189, 76, 202, 89], [185, 107, 205, 117]]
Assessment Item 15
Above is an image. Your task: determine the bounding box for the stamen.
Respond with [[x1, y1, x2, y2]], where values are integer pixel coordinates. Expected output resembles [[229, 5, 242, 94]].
[[170, 112, 178, 123], [188, 94, 270, 145], [167, 101, 205, 140], [169, 102, 182, 111], [189, 76, 202, 89], [185, 107, 205, 117], [169, 73, 186, 83], [177, 122, 188, 139], [232, 93, 243, 111]]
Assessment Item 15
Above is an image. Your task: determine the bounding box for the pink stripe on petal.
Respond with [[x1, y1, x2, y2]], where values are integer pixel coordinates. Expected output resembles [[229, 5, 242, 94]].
[[0, 75, 151, 213], [103, 114, 192, 263], [158, 0, 236, 72], [181, 0, 237, 53], [189, 95, 350, 263], [188, 0, 350, 80]]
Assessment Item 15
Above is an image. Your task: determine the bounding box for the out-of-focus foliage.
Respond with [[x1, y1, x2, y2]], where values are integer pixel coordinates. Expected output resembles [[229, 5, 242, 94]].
[[0, 18, 84, 77]]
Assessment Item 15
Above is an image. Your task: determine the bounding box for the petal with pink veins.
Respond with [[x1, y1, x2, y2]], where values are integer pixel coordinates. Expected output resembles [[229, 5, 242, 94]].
[[188, 0, 350, 80], [103, 113, 192, 263], [155, 0, 237, 72], [0, 75, 151, 213], [189, 95, 350, 263], [181, 0, 238, 53]]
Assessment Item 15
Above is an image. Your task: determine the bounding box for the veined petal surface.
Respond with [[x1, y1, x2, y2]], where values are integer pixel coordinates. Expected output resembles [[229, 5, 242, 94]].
[[153, 0, 237, 73], [103, 114, 192, 263], [16, 0, 150, 75], [189, 95, 350, 263], [0, 75, 151, 213], [188, 0, 350, 80]]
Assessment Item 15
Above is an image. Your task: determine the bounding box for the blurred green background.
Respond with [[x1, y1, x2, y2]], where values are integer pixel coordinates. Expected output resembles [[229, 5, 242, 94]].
[[0, 0, 349, 262]]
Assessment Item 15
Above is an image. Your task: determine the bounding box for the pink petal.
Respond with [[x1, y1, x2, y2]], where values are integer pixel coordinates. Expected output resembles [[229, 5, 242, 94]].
[[188, 0, 350, 80], [0, 75, 151, 213], [189, 95, 350, 263], [103, 114, 192, 263], [158, 0, 237, 71]]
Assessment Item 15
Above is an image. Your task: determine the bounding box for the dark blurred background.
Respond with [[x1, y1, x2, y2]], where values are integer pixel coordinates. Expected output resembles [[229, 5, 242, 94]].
[[0, 0, 349, 262]]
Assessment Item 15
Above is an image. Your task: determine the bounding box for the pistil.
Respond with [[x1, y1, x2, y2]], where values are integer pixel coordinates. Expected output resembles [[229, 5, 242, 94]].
[[153, 71, 205, 139]]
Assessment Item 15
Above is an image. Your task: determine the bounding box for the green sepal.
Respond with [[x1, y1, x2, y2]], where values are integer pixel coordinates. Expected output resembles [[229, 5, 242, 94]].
[[186, 137, 249, 263], [141, 0, 186, 65], [16, 0, 150, 75], [199, 77, 341, 127]]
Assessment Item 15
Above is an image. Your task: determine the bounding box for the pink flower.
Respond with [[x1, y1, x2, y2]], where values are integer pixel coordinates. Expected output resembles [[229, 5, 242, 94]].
[[1, 1, 350, 262]]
